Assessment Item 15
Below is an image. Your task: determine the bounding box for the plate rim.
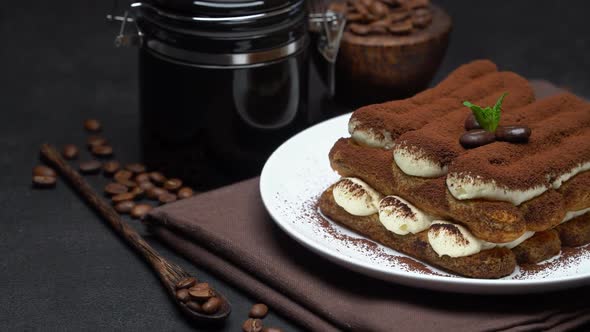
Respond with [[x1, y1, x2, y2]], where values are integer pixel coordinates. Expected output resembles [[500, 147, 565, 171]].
[[260, 113, 590, 294]]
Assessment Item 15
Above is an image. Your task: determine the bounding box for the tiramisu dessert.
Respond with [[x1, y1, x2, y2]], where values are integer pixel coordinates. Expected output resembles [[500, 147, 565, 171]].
[[318, 59, 590, 278]]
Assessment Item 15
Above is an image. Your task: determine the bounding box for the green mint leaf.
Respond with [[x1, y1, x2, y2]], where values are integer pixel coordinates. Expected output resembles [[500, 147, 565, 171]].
[[463, 92, 508, 132]]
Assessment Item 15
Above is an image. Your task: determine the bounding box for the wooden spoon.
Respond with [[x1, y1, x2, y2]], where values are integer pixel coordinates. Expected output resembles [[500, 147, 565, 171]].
[[40, 143, 231, 322]]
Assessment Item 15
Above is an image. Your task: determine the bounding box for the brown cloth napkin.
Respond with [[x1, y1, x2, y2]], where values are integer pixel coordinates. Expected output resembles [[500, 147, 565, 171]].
[[147, 81, 590, 331], [147, 178, 590, 332]]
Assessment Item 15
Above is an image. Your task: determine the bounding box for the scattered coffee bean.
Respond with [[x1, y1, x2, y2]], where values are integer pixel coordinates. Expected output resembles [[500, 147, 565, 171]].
[[188, 283, 214, 300], [84, 119, 102, 132], [186, 301, 202, 312], [147, 187, 168, 199], [32, 175, 57, 188], [112, 192, 136, 203], [130, 186, 144, 198], [262, 328, 283, 332], [104, 182, 128, 195], [87, 135, 107, 148], [176, 277, 197, 290], [79, 160, 102, 174], [460, 129, 496, 149], [164, 178, 183, 192], [125, 163, 146, 174], [177, 187, 194, 199], [62, 144, 79, 160], [176, 288, 191, 303], [464, 113, 482, 130], [139, 181, 155, 191], [135, 173, 150, 183], [201, 297, 222, 314], [91, 145, 113, 157], [249, 303, 268, 318], [242, 318, 263, 332], [114, 169, 133, 183], [149, 172, 166, 185], [158, 192, 177, 204], [102, 160, 121, 176], [130, 204, 152, 219], [495, 125, 531, 143], [114, 200, 135, 214], [33, 165, 56, 177]]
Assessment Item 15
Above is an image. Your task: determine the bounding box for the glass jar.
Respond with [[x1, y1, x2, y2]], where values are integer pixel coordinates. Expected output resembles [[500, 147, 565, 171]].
[[134, 0, 309, 190]]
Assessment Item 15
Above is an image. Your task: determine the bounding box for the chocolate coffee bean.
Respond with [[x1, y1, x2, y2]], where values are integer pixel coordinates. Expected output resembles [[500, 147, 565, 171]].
[[104, 182, 128, 195], [130, 204, 152, 219], [62, 144, 79, 160], [495, 125, 532, 143], [112, 192, 136, 203], [188, 283, 214, 300], [164, 178, 183, 192], [114, 170, 133, 183], [460, 129, 496, 149], [114, 200, 135, 214], [176, 289, 191, 303], [186, 301, 202, 312], [249, 303, 269, 318], [79, 160, 102, 174], [262, 328, 283, 332], [349, 23, 371, 35], [176, 277, 197, 290], [135, 173, 150, 183], [125, 163, 147, 174], [147, 187, 167, 200], [464, 113, 482, 130], [84, 119, 102, 132], [149, 172, 166, 185], [86, 135, 107, 148], [91, 145, 113, 157], [201, 297, 222, 314], [242, 318, 263, 332], [177, 187, 194, 199], [102, 160, 120, 176], [158, 192, 177, 204], [32, 175, 57, 188], [33, 165, 56, 177]]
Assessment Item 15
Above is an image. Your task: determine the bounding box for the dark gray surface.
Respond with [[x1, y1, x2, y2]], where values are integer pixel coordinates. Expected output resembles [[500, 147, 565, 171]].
[[1, 0, 590, 331]]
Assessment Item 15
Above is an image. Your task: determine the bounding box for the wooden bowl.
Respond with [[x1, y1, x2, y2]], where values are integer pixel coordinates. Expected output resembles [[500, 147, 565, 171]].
[[335, 4, 452, 106]]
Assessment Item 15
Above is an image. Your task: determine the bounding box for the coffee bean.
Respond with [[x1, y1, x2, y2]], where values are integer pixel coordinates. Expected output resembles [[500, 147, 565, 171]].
[[79, 160, 102, 174], [188, 283, 214, 300], [114, 170, 133, 183], [135, 173, 150, 183], [177, 187, 194, 199], [149, 172, 166, 185], [176, 288, 191, 303], [114, 200, 135, 214], [186, 301, 202, 312], [249, 303, 268, 318], [84, 119, 102, 132], [102, 160, 121, 176], [158, 192, 177, 204], [125, 163, 146, 174], [130, 186, 144, 198], [464, 113, 482, 130], [112, 192, 136, 203], [87, 135, 107, 148], [368, 1, 389, 18], [91, 145, 113, 157], [32, 175, 57, 188], [176, 277, 197, 290], [242, 318, 263, 332], [139, 181, 155, 191], [388, 19, 413, 34], [164, 178, 183, 192], [105, 182, 128, 195], [460, 129, 496, 149], [33, 165, 56, 177], [130, 204, 152, 219], [349, 23, 370, 35], [201, 297, 222, 314], [495, 125, 532, 143], [262, 328, 283, 332], [147, 187, 168, 200], [62, 144, 79, 160]]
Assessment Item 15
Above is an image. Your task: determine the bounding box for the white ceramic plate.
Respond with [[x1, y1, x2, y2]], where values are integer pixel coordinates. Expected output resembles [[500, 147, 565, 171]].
[[260, 113, 590, 294]]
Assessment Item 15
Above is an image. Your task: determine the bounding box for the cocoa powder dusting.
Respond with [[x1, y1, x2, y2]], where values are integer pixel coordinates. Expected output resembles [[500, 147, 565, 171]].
[[430, 223, 469, 246]]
